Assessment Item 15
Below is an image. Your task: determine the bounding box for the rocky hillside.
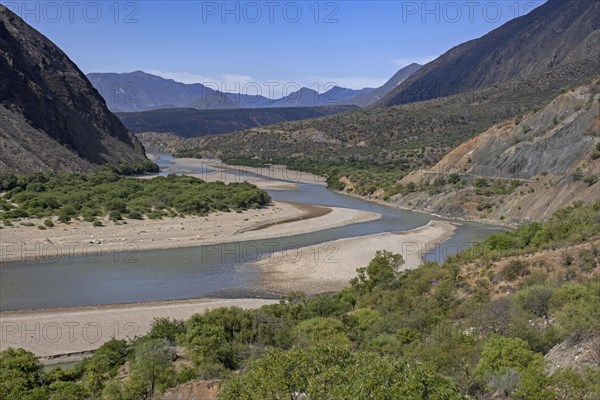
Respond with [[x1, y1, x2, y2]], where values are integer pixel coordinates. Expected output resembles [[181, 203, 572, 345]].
[[389, 80, 600, 225], [381, 0, 600, 106], [135, 132, 183, 154], [0, 5, 147, 173]]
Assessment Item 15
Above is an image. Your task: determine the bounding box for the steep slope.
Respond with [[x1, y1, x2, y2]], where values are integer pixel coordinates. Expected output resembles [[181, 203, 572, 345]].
[[118, 105, 357, 137], [344, 63, 421, 107], [393, 80, 600, 224], [0, 5, 147, 173], [382, 0, 600, 106]]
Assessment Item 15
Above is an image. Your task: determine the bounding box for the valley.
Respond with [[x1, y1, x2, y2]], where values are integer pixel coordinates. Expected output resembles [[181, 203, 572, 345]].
[[1, 1, 599, 399]]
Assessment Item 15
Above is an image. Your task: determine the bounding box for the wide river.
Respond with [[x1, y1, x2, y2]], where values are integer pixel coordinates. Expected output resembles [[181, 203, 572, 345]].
[[0, 155, 504, 310]]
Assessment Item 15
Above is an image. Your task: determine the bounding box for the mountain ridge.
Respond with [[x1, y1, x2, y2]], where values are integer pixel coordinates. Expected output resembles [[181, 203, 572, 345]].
[[381, 0, 600, 106], [86, 66, 421, 112], [0, 5, 148, 173]]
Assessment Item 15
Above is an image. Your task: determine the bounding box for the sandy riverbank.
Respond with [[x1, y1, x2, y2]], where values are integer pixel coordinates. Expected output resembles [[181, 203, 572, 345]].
[[0, 201, 380, 263], [0, 298, 277, 362], [0, 220, 456, 360], [163, 157, 326, 186], [258, 220, 458, 294]]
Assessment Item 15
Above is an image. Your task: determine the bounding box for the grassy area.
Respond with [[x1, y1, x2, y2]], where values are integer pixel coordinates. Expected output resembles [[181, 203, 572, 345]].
[[1, 201, 599, 399], [0, 169, 271, 226]]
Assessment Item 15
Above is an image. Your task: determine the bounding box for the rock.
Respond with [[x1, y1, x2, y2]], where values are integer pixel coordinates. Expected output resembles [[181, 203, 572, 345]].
[[0, 5, 148, 173]]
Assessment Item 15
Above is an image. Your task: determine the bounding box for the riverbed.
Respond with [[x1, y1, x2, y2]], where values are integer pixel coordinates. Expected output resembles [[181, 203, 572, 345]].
[[0, 154, 503, 311]]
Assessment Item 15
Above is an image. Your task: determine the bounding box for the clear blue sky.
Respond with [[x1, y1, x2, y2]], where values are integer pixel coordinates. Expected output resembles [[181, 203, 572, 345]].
[[3, 1, 545, 93]]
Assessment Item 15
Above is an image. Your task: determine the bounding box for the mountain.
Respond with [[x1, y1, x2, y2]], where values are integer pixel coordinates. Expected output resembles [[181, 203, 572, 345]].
[[117, 105, 358, 137], [343, 63, 421, 107], [175, 0, 600, 168], [88, 71, 371, 112], [381, 0, 600, 106], [0, 5, 147, 173], [394, 80, 600, 224], [86, 71, 235, 112]]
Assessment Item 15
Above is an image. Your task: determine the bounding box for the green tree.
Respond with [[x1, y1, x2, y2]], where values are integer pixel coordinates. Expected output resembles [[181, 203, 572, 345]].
[[0, 348, 43, 399], [47, 381, 89, 400], [350, 250, 405, 293], [293, 317, 350, 347], [218, 345, 466, 400], [515, 284, 555, 318], [128, 339, 175, 399]]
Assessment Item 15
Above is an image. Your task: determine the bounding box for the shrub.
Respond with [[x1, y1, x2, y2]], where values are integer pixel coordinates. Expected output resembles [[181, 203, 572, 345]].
[[108, 210, 122, 222], [43, 219, 54, 227], [57, 212, 71, 223], [572, 168, 584, 181], [515, 285, 555, 318], [501, 260, 529, 281], [448, 173, 461, 184], [583, 175, 598, 186], [474, 177, 488, 188], [127, 210, 144, 220]]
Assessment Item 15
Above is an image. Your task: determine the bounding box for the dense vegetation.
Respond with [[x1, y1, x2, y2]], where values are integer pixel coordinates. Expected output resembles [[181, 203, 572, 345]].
[[0, 169, 270, 226], [223, 156, 410, 197], [2, 200, 599, 399]]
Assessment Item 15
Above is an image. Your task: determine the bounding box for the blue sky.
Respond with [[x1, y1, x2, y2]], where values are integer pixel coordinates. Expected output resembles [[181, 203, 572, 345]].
[[3, 1, 545, 95]]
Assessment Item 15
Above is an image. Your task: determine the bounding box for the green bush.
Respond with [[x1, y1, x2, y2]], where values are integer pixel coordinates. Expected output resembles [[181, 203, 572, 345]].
[[583, 175, 598, 186], [108, 210, 122, 222], [572, 168, 584, 181], [474, 177, 488, 188], [0, 172, 270, 222]]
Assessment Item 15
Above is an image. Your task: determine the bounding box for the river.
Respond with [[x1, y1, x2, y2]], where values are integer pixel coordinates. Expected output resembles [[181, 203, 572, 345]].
[[0, 155, 504, 310]]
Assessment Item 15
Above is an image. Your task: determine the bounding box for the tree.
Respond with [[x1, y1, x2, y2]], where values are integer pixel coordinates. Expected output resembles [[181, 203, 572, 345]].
[[293, 317, 350, 347], [475, 337, 547, 397], [47, 381, 89, 400], [475, 337, 543, 377], [350, 250, 405, 293], [218, 345, 467, 400], [515, 285, 555, 318], [0, 348, 44, 399], [128, 339, 175, 399]]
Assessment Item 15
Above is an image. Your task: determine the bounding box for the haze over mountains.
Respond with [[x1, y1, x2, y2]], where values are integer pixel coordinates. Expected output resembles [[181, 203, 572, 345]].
[[86, 66, 421, 113], [172, 0, 600, 167], [0, 5, 147, 173]]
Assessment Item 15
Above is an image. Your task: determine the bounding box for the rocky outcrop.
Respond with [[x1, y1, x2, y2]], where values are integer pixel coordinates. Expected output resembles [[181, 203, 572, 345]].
[[0, 5, 147, 173], [393, 80, 600, 225], [546, 335, 600, 374]]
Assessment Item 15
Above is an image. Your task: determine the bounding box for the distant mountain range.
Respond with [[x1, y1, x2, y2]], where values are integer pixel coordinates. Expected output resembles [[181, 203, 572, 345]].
[[163, 0, 600, 167], [0, 5, 147, 173], [86, 65, 421, 113]]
